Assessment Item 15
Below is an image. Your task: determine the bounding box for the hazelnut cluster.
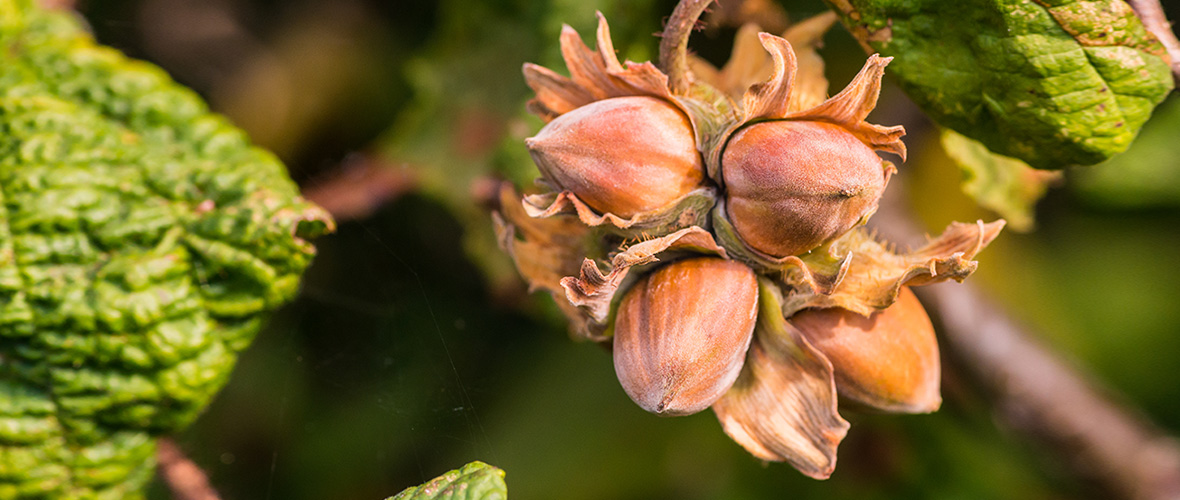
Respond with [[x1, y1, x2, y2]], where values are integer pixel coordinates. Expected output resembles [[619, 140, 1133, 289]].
[[495, 13, 1003, 478]]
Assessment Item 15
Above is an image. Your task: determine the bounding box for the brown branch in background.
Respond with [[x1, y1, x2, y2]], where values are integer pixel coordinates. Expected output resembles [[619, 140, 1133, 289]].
[[702, 0, 788, 34], [302, 155, 417, 222], [35, 0, 75, 10], [659, 0, 715, 94], [872, 182, 1180, 500], [157, 438, 222, 500], [924, 283, 1180, 500], [1129, 0, 1180, 85]]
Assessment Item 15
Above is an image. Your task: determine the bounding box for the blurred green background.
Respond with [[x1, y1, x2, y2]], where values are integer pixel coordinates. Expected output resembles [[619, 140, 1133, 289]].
[[71, 0, 1180, 498]]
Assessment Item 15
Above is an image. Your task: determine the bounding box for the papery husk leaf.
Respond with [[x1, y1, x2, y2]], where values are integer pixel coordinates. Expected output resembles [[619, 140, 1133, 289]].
[[713, 279, 849, 479], [780, 220, 1006, 317], [690, 24, 772, 100], [781, 13, 837, 112], [688, 13, 836, 106], [559, 227, 728, 338], [782, 54, 906, 160], [741, 33, 800, 121], [522, 186, 716, 236], [524, 13, 675, 123], [705, 35, 905, 179], [522, 63, 596, 121], [687, 52, 724, 92], [493, 183, 602, 338]]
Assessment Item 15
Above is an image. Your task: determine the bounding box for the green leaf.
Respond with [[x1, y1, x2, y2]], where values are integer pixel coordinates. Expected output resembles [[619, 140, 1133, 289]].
[[388, 462, 507, 500], [0, 379, 156, 500], [0, 1, 332, 497], [827, 0, 1175, 169], [940, 129, 1061, 231], [1073, 95, 1180, 207]]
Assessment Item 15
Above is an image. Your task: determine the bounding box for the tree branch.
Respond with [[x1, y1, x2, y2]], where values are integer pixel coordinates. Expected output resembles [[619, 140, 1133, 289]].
[[156, 438, 222, 500], [1128, 0, 1180, 85], [658, 0, 714, 94], [302, 154, 416, 222], [922, 282, 1180, 500], [871, 181, 1180, 500]]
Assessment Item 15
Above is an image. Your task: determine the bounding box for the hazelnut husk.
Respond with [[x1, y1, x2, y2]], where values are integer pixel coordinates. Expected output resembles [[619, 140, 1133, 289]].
[[721, 120, 890, 257], [613, 257, 758, 416], [790, 287, 940, 413], [526, 96, 705, 218]]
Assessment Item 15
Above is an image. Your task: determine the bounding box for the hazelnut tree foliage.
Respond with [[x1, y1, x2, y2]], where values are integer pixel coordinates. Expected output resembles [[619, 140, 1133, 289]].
[[0, 1, 332, 498], [828, 0, 1174, 169], [0, 0, 1175, 498], [385, 462, 506, 500], [829, 0, 1175, 230]]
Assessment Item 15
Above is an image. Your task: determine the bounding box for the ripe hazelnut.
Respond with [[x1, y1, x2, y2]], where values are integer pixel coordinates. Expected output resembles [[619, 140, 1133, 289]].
[[791, 287, 940, 413], [526, 96, 705, 217], [721, 120, 888, 257], [613, 257, 758, 416]]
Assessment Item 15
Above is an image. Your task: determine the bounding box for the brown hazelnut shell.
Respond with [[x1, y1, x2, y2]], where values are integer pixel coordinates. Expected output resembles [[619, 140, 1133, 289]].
[[790, 287, 940, 413], [612, 257, 758, 416], [721, 120, 889, 257], [526, 96, 705, 218]]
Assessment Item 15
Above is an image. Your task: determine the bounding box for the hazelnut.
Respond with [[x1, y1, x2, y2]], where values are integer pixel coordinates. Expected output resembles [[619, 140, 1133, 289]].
[[526, 96, 705, 217], [791, 287, 940, 413], [613, 257, 758, 416], [721, 120, 889, 257]]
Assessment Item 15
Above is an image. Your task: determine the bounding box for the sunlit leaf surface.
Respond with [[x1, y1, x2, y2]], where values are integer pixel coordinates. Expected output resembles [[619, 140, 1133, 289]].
[[0, 1, 331, 497]]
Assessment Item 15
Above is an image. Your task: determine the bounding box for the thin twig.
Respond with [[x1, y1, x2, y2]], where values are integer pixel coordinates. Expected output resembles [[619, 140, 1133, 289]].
[[1128, 0, 1180, 85], [302, 154, 416, 222], [702, 0, 788, 34], [35, 0, 75, 10], [871, 180, 1180, 500], [156, 438, 222, 500], [658, 0, 715, 94]]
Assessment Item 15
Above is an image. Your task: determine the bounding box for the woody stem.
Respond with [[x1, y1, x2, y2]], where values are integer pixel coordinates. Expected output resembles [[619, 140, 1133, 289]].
[[659, 0, 714, 94], [157, 439, 222, 500], [1127, 0, 1180, 85]]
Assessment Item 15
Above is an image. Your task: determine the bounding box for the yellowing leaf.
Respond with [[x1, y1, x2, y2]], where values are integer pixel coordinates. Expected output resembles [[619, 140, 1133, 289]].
[[941, 129, 1062, 231]]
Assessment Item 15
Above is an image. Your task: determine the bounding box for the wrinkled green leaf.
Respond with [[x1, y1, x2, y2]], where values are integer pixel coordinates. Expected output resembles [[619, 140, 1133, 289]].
[[0, 379, 155, 500], [0, 1, 332, 497], [827, 0, 1174, 169], [941, 129, 1061, 231], [1073, 95, 1180, 207], [388, 461, 507, 500]]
